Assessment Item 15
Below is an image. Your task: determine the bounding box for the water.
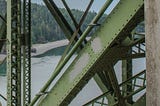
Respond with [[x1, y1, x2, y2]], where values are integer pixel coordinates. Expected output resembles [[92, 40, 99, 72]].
[[0, 55, 146, 106], [0, 56, 102, 106]]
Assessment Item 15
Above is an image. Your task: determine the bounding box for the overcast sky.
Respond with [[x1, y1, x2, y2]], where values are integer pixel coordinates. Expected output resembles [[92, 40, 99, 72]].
[[32, 0, 119, 13]]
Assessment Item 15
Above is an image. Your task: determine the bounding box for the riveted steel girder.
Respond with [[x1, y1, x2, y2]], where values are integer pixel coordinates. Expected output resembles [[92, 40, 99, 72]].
[[22, 0, 31, 105], [7, 0, 22, 106], [36, 0, 144, 105]]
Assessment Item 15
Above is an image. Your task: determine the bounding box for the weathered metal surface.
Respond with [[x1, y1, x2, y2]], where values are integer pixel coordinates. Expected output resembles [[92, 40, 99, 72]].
[[7, 0, 22, 106], [29, 1, 113, 105], [122, 34, 133, 104], [22, 0, 31, 105], [4, 0, 146, 105], [83, 70, 146, 106], [37, 0, 144, 105]]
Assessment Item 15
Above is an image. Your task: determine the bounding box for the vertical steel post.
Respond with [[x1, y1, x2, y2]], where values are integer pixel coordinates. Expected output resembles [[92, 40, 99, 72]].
[[108, 65, 126, 106], [122, 59, 133, 103], [122, 34, 133, 104], [23, 0, 31, 105], [7, 0, 22, 106]]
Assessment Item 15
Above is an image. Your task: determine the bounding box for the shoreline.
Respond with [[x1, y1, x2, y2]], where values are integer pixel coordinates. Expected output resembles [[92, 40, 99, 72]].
[[31, 39, 68, 56], [0, 39, 69, 63], [0, 37, 91, 62]]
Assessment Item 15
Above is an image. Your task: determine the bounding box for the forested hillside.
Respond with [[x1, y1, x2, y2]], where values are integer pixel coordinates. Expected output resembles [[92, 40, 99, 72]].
[[0, 0, 144, 44], [0, 0, 97, 44], [31, 3, 98, 43]]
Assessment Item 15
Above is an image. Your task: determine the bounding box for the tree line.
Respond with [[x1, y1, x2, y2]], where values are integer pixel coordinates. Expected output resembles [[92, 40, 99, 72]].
[[0, 0, 144, 44], [0, 0, 97, 44], [31, 3, 98, 44]]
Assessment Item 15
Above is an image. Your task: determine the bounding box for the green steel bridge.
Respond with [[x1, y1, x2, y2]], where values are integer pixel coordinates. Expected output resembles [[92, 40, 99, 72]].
[[0, 0, 147, 106]]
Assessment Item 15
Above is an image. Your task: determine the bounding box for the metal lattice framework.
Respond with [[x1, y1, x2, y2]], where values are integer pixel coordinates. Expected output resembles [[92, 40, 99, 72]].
[[6, 0, 31, 105], [23, 0, 31, 105], [4, 0, 147, 106], [7, 0, 22, 105], [31, 0, 145, 106], [83, 70, 146, 106]]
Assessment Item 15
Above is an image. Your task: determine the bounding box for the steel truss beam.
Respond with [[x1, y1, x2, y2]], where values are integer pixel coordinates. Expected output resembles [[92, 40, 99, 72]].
[[23, 0, 31, 105], [83, 70, 146, 106], [61, 0, 92, 45], [0, 18, 6, 51], [122, 34, 134, 104], [35, 0, 144, 105], [7, 0, 22, 106], [61, 0, 83, 35], [56, 0, 94, 68], [122, 53, 133, 104], [29, 0, 114, 105], [108, 65, 126, 106], [43, 0, 74, 40], [6, 0, 31, 105], [43, 0, 88, 49]]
